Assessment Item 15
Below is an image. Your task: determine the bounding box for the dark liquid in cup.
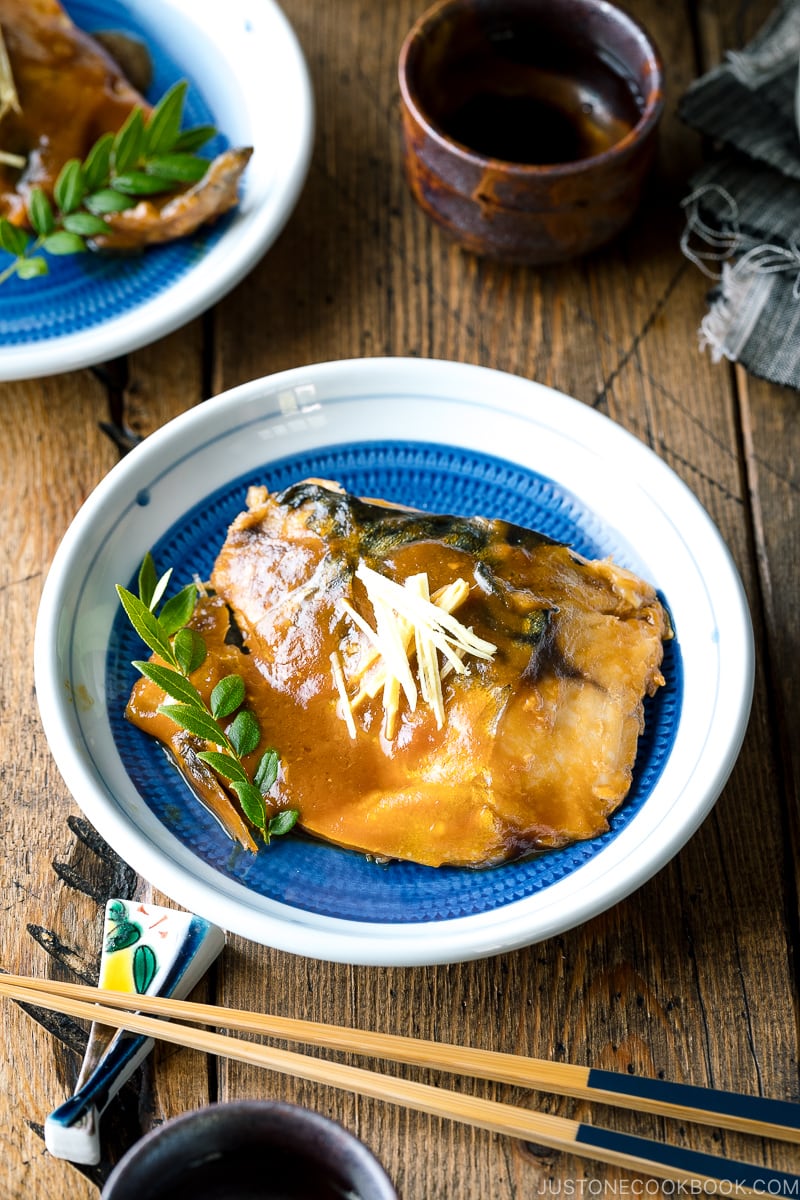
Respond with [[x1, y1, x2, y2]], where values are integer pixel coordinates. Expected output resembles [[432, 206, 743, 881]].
[[431, 24, 643, 164], [143, 1155, 360, 1200]]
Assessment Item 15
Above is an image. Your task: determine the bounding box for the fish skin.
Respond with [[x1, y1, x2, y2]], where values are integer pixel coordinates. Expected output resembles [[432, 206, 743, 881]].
[[198, 481, 673, 868]]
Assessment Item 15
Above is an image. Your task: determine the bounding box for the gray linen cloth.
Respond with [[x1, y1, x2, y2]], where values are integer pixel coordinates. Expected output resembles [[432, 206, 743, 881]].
[[679, 0, 800, 387]]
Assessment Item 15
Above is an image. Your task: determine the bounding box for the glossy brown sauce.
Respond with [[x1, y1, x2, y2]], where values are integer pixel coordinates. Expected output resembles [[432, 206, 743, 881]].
[[126, 484, 670, 868]]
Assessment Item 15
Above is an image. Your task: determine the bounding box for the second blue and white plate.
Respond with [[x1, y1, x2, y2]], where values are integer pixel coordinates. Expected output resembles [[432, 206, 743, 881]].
[[0, 0, 313, 380], [34, 358, 753, 965]]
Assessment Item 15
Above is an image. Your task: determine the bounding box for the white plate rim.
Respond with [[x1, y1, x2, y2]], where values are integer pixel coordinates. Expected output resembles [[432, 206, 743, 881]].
[[0, 0, 314, 382], [33, 357, 755, 965]]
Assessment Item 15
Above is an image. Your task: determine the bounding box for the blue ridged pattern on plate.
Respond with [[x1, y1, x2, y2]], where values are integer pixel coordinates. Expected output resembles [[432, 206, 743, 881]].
[[0, 0, 229, 346], [106, 441, 683, 924]]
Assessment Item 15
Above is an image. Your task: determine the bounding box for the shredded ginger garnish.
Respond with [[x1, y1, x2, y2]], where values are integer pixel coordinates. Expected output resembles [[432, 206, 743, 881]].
[[334, 561, 497, 738], [0, 23, 25, 169], [0, 24, 20, 127]]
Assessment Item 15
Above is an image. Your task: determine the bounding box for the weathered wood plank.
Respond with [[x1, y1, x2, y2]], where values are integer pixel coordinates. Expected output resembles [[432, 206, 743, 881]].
[[123, 320, 207, 436], [0, 357, 212, 1197], [0, 371, 116, 1199], [1, 0, 797, 1197], [208, 2, 800, 1200], [205, 2, 799, 1198]]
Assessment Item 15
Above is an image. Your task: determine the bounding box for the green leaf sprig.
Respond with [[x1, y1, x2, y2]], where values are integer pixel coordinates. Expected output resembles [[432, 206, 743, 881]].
[[116, 553, 298, 846], [0, 80, 218, 285]]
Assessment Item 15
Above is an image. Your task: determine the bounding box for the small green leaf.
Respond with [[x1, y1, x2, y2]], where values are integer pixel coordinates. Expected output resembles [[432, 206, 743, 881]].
[[117, 551, 288, 854], [112, 171, 172, 197], [144, 80, 188, 155], [28, 188, 55, 237], [133, 660, 204, 707], [108, 900, 127, 923], [158, 583, 197, 636], [116, 585, 177, 663], [145, 154, 210, 184], [173, 626, 207, 675], [85, 188, 138, 215], [233, 781, 266, 830], [137, 553, 159, 608], [112, 106, 146, 175], [0, 218, 29, 257], [197, 749, 249, 784], [133, 943, 157, 994], [83, 131, 114, 191], [227, 709, 260, 757], [254, 749, 279, 795], [54, 159, 86, 214], [172, 124, 218, 153], [42, 231, 87, 255], [63, 211, 110, 238], [268, 809, 299, 838], [105, 919, 141, 954], [210, 674, 245, 719], [159, 702, 227, 746], [16, 256, 48, 279]]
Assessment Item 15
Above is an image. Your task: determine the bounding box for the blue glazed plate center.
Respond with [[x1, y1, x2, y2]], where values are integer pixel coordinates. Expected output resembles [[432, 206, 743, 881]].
[[106, 440, 682, 924]]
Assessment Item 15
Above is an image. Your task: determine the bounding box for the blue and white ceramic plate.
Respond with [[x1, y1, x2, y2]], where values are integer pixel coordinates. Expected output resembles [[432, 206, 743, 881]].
[[0, 0, 313, 381], [34, 358, 753, 965]]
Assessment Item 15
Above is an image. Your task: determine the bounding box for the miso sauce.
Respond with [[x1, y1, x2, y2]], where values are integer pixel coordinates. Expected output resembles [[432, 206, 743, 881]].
[[432, 25, 643, 165]]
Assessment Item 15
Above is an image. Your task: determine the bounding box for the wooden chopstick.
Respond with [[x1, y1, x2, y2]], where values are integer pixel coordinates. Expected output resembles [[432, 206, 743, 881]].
[[1, 975, 798, 1195], [3, 971, 797, 1145]]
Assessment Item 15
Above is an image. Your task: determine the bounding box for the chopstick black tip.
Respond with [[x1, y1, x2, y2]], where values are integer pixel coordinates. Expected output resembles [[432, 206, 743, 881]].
[[587, 1069, 800, 1133], [576, 1123, 800, 1194]]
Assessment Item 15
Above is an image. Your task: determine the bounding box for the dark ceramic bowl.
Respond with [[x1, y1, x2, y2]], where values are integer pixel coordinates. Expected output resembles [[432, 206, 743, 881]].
[[100, 1101, 398, 1200], [398, 0, 664, 264]]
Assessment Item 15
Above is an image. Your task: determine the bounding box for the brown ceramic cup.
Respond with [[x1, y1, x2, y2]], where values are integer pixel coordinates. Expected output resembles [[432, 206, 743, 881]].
[[398, 0, 664, 264], [100, 1101, 398, 1200]]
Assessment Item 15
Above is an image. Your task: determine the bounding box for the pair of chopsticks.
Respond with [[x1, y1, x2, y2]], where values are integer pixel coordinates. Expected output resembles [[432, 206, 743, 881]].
[[2, 972, 798, 1194]]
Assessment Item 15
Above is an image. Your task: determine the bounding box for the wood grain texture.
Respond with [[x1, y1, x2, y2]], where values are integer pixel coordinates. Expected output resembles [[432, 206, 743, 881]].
[[0, 0, 797, 1196], [0, 373, 114, 1200]]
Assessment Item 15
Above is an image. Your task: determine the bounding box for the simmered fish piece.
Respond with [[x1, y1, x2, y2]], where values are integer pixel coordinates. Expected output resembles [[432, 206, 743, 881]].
[[0, 0, 249, 244], [0, 0, 147, 224], [95, 148, 252, 249], [126, 480, 672, 868]]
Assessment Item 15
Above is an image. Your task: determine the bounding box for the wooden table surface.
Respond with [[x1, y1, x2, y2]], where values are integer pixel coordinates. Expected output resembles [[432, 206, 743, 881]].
[[2, 1, 798, 1196]]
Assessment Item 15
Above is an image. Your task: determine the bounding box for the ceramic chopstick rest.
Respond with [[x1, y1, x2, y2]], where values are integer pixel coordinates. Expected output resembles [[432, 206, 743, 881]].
[[44, 899, 225, 1165]]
